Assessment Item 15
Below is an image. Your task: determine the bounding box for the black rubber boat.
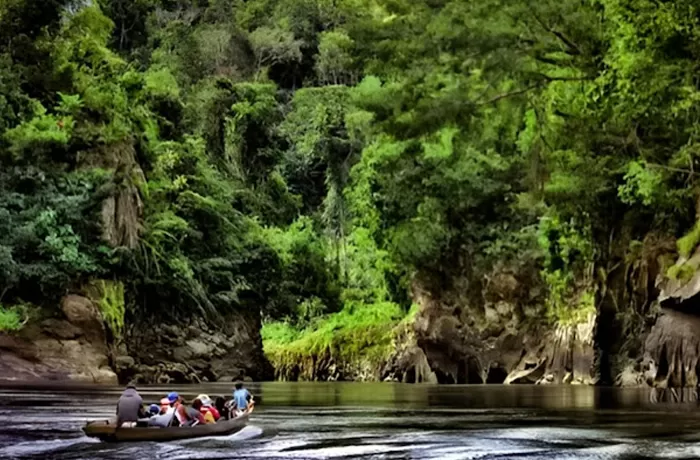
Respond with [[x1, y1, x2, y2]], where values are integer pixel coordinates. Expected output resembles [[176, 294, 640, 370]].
[[83, 411, 250, 442]]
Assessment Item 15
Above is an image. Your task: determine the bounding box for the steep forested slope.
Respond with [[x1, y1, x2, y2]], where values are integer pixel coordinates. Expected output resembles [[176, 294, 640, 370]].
[[2, 0, 700, 385]]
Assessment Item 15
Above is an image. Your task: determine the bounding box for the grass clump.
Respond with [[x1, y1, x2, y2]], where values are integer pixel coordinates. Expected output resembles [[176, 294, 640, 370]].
[[262, 302, 406, 379], [88, 280, 125, 338], [0, 304, 30, 332], [678, 221, 700, 259]]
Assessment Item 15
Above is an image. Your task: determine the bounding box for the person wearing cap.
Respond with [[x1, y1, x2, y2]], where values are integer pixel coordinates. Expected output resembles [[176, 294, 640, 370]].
[[195, 394, 220, 423], [148, 399, 176, 428], [116, 383, 143, 427], [148, 404, 160, 417]]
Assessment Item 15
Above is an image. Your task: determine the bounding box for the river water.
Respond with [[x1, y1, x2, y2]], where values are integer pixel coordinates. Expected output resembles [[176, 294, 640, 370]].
[[1, 383, 700, 459]]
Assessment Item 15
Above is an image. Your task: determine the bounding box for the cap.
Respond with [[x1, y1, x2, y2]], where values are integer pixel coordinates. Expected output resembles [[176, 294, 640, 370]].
[[196, 394, 212, 406], [149, 404, 159, 414], [160, 397, 170, 406], [167, 392, 179, 403]]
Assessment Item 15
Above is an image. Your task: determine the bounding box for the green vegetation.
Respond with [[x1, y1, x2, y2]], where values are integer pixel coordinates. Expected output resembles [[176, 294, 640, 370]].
[[262, 302, 404, 379], [0, 306, 23, 332], [2, 0, 700, 378], [92, 280, 126, 338]]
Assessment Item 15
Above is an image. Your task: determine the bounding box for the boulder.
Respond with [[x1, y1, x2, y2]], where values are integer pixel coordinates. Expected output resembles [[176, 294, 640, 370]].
[[41, 319, 83, 340], [60, 295, 106, 343], [61, 295, 96, 324]]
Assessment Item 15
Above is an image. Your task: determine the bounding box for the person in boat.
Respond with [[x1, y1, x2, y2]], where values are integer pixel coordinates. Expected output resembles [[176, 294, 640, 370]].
[[196, 394, 220, 423], [159, 396, 173, 415], [215, 397, 227, 420], [191, 398, 211, 424], [231, 382, 254, 415], [148, 403, 175, 427], [148, 404, 160, 417], [116, 382, 143, 427], [169, 392, 205, 427]]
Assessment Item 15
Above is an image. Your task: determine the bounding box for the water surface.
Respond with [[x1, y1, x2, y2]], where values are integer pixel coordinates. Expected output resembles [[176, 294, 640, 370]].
[[1, 382, 699, 459]]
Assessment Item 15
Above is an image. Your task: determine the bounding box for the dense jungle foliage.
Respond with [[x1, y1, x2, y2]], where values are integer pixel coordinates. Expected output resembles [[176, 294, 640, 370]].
[[1, 0, 700, 370]]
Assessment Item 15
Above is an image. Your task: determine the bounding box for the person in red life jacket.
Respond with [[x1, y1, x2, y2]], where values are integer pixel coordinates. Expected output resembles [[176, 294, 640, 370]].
[[195, 394, 220, 423]]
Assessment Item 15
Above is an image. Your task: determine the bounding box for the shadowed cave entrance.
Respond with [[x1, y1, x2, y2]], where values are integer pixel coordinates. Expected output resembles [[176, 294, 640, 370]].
[[486, 364, 508, 384]]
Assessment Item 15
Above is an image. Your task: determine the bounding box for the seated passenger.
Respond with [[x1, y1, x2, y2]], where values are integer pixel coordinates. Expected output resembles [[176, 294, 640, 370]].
[[196, 394, 220, 423], [189, 398, 209, 424], [215, 396, 227, 419], [231, 382, 254, 415], [160, 397, 173, 415], [170, 393, 204, 427], [148, 409, 175, 428], [116, 383, 143, 427], [148, 404, 160, 417]]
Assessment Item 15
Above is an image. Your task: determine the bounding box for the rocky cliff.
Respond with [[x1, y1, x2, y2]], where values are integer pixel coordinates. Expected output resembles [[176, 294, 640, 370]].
[[383, 262, 596, 385], [6, 247, 700, 387], [0, 295, 272, 384], [117, 311, 273, 384], [0, 295, 117, 383]]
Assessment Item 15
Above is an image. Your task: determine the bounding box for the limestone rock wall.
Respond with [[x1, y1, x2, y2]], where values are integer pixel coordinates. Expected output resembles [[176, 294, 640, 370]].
[[0, 295, 117, 383], [0, 295, 273, 385], [119, 311, 273, 384], [405, 274, 596, 386], [641, 309, 700, 388]]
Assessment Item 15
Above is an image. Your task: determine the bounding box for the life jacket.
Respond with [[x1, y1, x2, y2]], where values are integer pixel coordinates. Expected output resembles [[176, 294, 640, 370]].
[[199, 406, 221, 420], [200, 406, 220, 423]]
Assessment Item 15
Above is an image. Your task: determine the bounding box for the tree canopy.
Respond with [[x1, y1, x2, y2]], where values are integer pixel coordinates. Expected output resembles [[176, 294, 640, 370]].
[[1, 0, 697, 363]]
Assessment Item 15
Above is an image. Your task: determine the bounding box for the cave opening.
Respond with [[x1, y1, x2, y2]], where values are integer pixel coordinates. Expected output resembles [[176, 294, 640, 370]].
[[486, 365, 508, 384], [405, 366, 416, 384], [435, 369, 455, 384], [457, 361, 467, 383]]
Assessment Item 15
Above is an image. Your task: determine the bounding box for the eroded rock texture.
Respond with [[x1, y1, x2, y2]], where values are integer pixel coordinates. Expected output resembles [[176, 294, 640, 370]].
[[0, 295, 117, 383], [405, 262, 595, 386], [119, 311, 273, 384]]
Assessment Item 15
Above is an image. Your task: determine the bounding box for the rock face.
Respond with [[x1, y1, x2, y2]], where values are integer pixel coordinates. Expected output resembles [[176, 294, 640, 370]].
[[0, 295, 117, 383], [382, 324, 438, 384], [404, 270, 596, 385], [269, 261, 597, 385], [641, 309, 700, 387], [119, 311, 273, 384], [608, 242, 700, 388], [0, 295, 273, 385]]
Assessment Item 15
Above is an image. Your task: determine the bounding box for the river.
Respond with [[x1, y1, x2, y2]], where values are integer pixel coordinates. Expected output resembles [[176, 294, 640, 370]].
[[1, 383, 700, 459]]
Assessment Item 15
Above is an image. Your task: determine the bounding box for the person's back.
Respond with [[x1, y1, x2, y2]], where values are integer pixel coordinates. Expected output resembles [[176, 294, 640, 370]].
[[232, 382, 253, 413], [116, 384, 143, 427]]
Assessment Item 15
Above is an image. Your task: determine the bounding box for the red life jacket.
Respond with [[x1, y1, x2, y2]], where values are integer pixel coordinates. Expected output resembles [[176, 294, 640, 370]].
[[200, 405, 220, 421]]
